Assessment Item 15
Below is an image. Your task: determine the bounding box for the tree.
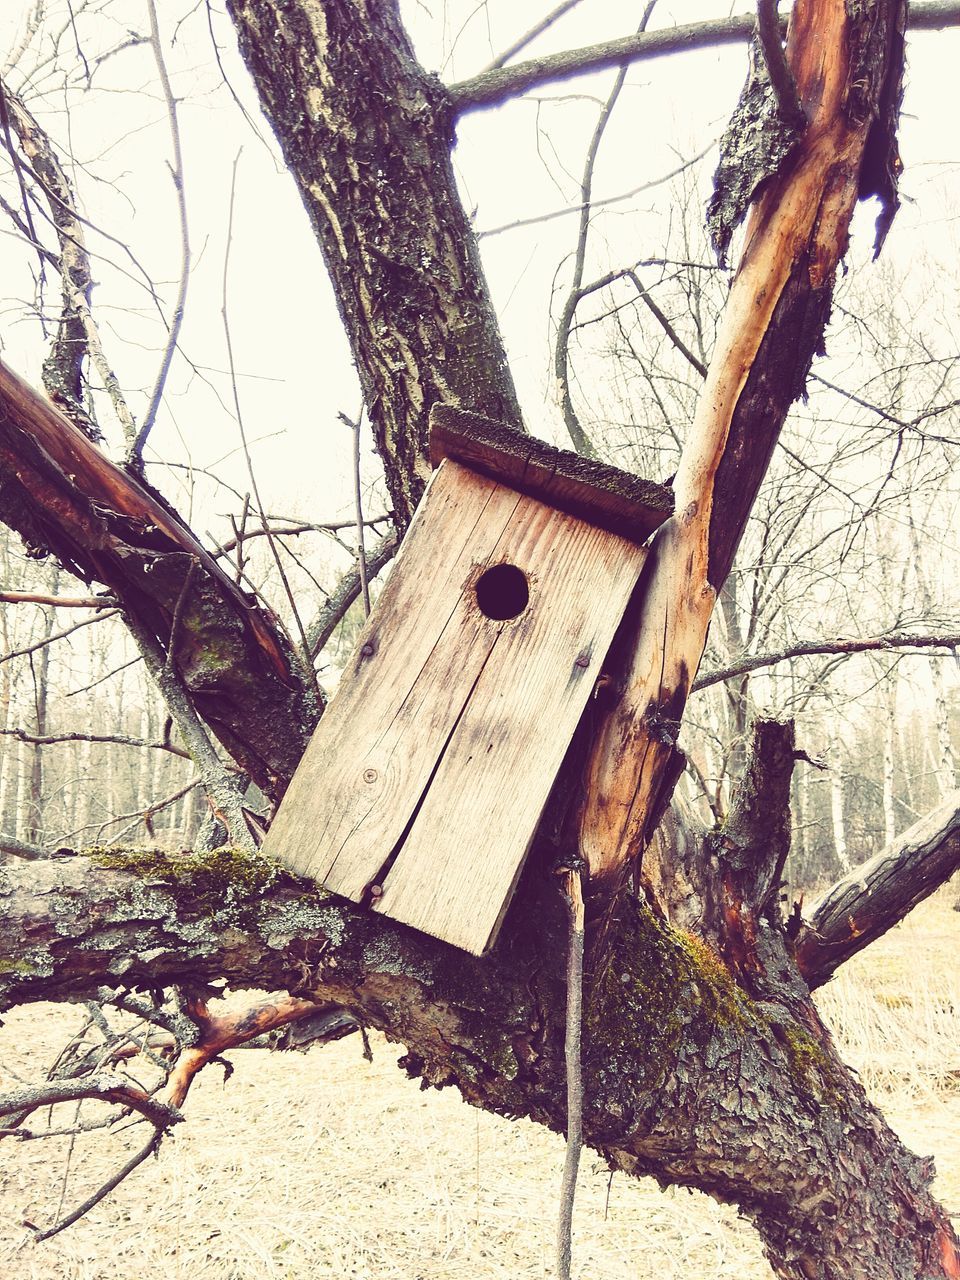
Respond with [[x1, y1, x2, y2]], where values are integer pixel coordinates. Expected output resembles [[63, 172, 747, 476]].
[[2, 2, 960, 1276]]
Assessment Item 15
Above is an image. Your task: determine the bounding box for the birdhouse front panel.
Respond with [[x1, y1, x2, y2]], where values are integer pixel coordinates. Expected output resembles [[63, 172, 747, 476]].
[[263, 414, 672, 955]]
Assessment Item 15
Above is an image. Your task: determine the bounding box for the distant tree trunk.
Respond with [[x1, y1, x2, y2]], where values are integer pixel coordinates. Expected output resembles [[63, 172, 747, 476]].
[[830, 727, 850, 875], [24, 592, 55, 844], [883, 677, 898, 847]]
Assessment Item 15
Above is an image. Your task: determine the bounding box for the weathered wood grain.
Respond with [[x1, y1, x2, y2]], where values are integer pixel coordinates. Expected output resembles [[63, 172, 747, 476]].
[[262, 462, 519, 892], [374, 497, 646, 952], [265, 457, 648, 953]]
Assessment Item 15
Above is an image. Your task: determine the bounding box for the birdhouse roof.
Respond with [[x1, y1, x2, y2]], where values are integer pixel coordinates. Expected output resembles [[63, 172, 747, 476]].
[[430, 405, 673, 545]]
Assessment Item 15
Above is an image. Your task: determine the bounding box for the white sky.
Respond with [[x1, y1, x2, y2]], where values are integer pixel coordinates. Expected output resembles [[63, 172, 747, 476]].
[[0, 1, 956, 572]]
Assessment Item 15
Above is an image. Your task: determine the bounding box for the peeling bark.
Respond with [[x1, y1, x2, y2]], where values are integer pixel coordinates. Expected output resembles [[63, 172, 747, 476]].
[[0, 361, 319, 797]]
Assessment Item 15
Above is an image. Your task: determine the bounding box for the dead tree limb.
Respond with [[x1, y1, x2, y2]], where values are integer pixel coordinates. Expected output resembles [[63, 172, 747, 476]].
[[795, 791, 960, 987], [0, 358, 320, 798]]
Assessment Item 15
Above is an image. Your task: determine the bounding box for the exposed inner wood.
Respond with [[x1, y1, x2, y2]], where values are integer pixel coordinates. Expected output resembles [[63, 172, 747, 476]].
[[576, 0, 896, 900]]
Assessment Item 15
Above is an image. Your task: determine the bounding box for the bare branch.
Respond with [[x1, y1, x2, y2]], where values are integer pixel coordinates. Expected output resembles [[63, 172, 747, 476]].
[[220, 151, 317, 692], [0, 725, 190, 759], [448, 3, 960, 113], [307, 532, 398, 658], [0, 590, 116, 608], [692, 630, 960, 692], [122, 613, 253, 850], [0, 607, 119, 665], [129, 0, 191, 465], [553, 11, 658, 456], [0, 1074, 181, 1130], [481, 0, 588, 72], [795, 790, 960, 987]]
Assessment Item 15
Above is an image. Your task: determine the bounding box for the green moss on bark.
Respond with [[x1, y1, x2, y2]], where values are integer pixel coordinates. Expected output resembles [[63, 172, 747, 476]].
[[88, 845, 294, 927]]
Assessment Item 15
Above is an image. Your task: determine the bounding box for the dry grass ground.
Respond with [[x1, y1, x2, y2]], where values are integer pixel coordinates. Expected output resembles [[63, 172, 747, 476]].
[[2, 894, 959, 1279]]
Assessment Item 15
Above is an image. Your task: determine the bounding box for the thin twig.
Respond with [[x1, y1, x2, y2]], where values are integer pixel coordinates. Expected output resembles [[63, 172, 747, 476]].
[[121, 614, 253, 850], [66, 655, 141, 698], [221, 150, 318, 692], [34, 1127, 162, 1240], [481, 0, 587, 71], [340, 409, 371, 616], [555, 863, 585, 1280], [554, 3, 657, 456], [130, 0, 191, 465], [0, 77, 45, 285], [307, 533, 397, 658], [0, 608, 118, 665]]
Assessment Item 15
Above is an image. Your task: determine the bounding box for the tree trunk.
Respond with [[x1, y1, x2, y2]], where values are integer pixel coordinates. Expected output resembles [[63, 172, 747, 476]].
[[2, 1, 959, 1275], [225, 0, 524, 529], [830, 726, 851, 875]]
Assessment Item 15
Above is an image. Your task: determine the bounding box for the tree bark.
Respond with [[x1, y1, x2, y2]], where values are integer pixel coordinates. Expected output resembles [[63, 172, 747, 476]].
[[225, 0, 523, 528], [1, 818, 957, 1278]]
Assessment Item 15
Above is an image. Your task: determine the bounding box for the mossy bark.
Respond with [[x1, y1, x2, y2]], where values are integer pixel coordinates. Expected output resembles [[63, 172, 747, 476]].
[[1, 845, 956, 1279]]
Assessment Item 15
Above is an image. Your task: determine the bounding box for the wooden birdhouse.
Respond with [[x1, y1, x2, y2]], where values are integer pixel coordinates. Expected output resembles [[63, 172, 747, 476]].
[[262, 406, 673, 954]]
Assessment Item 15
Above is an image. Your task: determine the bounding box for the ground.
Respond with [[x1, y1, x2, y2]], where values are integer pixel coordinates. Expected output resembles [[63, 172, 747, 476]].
[[1, 894, 959, 1279]]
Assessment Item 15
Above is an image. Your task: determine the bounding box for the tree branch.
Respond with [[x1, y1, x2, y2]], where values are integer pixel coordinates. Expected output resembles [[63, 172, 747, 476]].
[[448, 2, 960, 113], [0, 725, 190, 759], [0, 590, 116, 608], [794, 790, 960, 987], [0, 831, 51, 860], [0, 357, 320, 797], [692, 630, 960, 692], [1, 845, 957, 1275], [0, 607, 118, 665]]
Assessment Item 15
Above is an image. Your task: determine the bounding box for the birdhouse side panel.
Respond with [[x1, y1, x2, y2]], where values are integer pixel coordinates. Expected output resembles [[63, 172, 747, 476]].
[[262, 462, 523, 890], [372, 498, 648, 953]]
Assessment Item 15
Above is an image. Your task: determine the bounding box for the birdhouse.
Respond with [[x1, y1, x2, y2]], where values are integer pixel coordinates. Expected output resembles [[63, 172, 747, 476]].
[[262, 406, 673, 954]]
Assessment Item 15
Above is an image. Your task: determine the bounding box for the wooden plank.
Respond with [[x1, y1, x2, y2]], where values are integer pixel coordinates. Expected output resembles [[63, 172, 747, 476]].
[[261, 462, 522, 893], [429, 404, 672, 545], [372, 496, 647, 953]]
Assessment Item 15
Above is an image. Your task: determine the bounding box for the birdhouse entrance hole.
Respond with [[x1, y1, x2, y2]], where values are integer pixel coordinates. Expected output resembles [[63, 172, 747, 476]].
[[475, 563, 529, 620], [261, 405, 675, 955]]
